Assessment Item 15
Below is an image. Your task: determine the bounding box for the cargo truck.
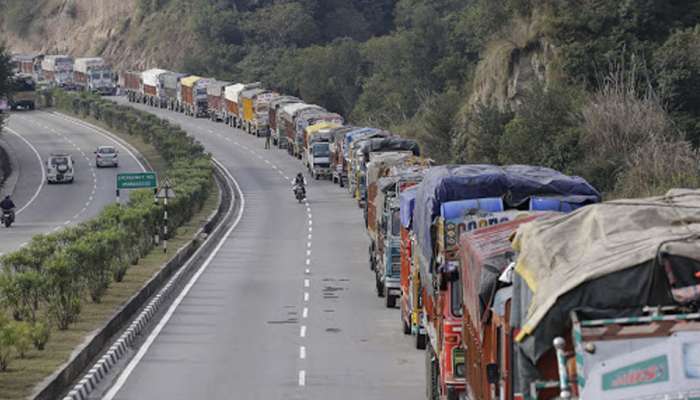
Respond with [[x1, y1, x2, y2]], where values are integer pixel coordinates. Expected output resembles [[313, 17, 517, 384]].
[[141, 68, 168, 106], [8, 74, 37, 110], [328, 126, 358, 187], [41, 55, 74, 88], [12, 53, 42, 79], [73, 57, 115, 95], [158, 71, 187, 110], [179, 76, 211, 117], [239, 88, 278, 136], [501, 190, 700, 400], [346, 130, 391, 198], [206, 80, 232, 122], [304, 122, 342, 179], [291, 108, 333, 159], [371, 167, 426, 309], [269, 96, 301, 146], [356, 138, 420, 208], [414, 165, 600, 400], [122, 71, 142, 103], [223, 82, 261, 128], [279, 104, 323, 156], [275, 102, 307, 150]]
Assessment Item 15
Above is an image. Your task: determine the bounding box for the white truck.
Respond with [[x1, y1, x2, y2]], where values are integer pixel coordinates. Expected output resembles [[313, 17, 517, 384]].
[[73, 57, 115, 95], [41, 55, 74, 88], [141, 68, 169, 107]]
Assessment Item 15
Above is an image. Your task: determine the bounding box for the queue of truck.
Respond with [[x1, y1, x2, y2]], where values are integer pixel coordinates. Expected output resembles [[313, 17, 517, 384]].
[[28, 58, 698, 399], [11, 52, 116, 95]]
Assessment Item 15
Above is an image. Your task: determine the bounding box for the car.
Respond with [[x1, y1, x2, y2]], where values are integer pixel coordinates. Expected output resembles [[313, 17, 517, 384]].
[[95, 145, 119, 168], [47, 153, 74, 183]]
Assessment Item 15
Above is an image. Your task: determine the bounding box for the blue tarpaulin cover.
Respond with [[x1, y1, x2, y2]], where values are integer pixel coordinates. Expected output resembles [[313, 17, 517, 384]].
[[399, 187, 418, 229], [440, 197, 505, 220], [414, 164, 600, 274]]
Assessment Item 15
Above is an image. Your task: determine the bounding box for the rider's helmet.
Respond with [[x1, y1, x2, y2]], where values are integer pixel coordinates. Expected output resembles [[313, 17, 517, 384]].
[[297, 172, 303, 180]]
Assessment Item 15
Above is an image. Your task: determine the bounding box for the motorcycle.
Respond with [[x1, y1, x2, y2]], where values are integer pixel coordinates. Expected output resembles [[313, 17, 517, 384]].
[[1, 209, 14, 228], [293, 184, 306, 203]]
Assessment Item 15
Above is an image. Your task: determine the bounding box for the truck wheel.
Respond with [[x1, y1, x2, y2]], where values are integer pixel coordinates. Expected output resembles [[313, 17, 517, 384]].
[[386, 293, 396, 308], [416, 332, 427, 350], [426, 346, 440, 400], [402, 312, 411, 335]]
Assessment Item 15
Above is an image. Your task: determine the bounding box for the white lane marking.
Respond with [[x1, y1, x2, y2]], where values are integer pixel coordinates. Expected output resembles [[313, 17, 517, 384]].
[[307, 242, 311, 248], [306, 250, 311, 256], [306, 259, 311, 266], [299, 346, 306, 359], [298, 370, 306, 387], [300, 325, 306, 338], [302, 307, 308, 318], [304, 279, 309, 288], [49, 112, 148, 172], [304, 292, 309, 302], [308, 227, 312, 232], [306, 207, 311, 212], [308, 234, 312, 240], [103, 159, 244, 400], [4, 127, 46, 215], [64, 220, 70, 225]]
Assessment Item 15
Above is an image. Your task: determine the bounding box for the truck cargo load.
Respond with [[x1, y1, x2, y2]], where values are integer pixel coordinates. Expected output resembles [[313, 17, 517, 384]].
[[269, 96, 301, 146], [41, 55, 74, 88], [414, 165, 601, 287], [509, 189, 700, 400], [158, 72, 187, 109], [141, 68, 169, 103], [252, 91, 279, 137], [73, 57, 114, 95], [206, 80, 232, 121]]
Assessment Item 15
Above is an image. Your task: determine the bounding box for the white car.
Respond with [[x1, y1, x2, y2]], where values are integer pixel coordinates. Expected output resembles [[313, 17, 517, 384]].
[[47, 153, 74, 184], [95, 145, 119, 168]]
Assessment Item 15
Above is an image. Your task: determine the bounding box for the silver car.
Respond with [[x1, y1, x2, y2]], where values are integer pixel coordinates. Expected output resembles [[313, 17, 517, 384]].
[[95, 145, 119, 168]]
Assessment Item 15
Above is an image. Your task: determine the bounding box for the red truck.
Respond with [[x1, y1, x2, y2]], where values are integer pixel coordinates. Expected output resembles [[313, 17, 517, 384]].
[[122, 71, 142, 103]]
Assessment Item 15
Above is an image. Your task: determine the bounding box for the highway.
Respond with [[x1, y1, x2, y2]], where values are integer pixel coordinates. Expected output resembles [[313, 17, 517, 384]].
[[0, 111, 146, 256], [104, 97, 424, 400]]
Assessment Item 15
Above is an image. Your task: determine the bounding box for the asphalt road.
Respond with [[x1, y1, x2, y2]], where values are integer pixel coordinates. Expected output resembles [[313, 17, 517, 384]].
[[0, 111, 145, 256], [105, 97, 424, 400]]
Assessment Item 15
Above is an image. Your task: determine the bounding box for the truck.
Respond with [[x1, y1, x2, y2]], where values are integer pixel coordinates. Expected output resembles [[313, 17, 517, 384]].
[[346, 130, 391, 198], [356, 137, 420, 208], [206, 80, 232, 122], [8, 74, 37, 110], [73, 57, 115, 95], [500, 190, 700, 400], [371, 165, 426, 309], [399, 186, 426, 348], [239, 88, 278, 136], [275, 102, 307, 150], [269, 96, 301, 146], [328, 126, 358, 187], [223, 82, 261, 128], [158, 71, 187, 110], [179, 76, 211, 117], [141, 68, 169, 106], [122, 71, 142, 103], [12, 53, 42, 79], [413, 165, 601, 400], [279, 104, 324, 156], [41, 55, 74, 88], [304, 122, 342, 179], [291, 107, 336, 159], [251, 91, 280, 137]]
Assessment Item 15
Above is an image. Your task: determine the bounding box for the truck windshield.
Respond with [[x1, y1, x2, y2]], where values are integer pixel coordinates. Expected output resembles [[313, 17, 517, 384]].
[[313, 144, 330, 157]]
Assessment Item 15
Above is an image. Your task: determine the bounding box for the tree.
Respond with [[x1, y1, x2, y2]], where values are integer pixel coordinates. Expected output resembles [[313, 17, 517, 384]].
[[44, 253, 83, 330], [0, 45, 12, 129], [453, 101, 514, 164], [413, 89, 462, 164]]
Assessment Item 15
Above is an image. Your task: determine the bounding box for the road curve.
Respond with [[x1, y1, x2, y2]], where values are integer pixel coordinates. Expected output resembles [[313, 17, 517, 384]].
[[0, 111, 145, 255], [103, 97, 424, 400]]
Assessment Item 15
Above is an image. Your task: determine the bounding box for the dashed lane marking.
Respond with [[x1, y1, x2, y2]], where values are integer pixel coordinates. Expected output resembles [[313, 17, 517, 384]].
[[300, 325, 306, 338]]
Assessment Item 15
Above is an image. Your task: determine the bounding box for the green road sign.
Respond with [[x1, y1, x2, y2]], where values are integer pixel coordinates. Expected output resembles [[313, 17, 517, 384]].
[[117, 172, 157, 189]]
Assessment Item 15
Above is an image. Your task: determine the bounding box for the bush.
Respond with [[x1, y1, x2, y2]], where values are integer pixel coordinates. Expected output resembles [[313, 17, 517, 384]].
[[0, 89, 214, 340], [0, 314, 15, 371]]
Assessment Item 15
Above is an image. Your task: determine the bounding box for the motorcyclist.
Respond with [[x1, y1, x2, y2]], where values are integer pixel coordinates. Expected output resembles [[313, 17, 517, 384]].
[[1, 195, 15, 224], [0, 195, 15, 211], [293, 172, 307, 198]]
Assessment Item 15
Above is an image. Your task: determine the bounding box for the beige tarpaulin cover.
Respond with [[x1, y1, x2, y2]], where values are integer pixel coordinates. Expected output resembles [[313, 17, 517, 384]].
[[513, 188, 700, 342]]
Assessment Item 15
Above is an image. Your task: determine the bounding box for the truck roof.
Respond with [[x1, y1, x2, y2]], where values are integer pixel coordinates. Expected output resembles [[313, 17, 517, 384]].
[[142, 68, 170, 86], [206, 80, 232, 96], [279, 102, 310, 116], [240, 88, 267, 99], [74, 57, 107, 73], [179, 75, 203, 88]]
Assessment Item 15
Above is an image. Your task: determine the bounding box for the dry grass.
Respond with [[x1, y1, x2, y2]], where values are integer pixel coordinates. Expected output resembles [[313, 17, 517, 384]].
[[0, 118, 220, 400]]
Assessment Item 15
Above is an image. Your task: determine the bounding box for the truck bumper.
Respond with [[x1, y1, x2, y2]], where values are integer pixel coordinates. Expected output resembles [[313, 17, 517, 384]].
[[385, 278, 401, 296]]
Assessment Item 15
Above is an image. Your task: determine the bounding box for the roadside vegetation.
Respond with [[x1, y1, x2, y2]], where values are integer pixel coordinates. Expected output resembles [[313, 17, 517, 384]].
[[134, 0, 700, 198], [0, 90, 215, 397]]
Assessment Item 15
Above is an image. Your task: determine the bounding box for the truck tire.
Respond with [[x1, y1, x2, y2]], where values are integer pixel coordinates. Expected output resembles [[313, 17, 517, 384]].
[[386, 293, 396, 308], [426, 346, 440, 400], [416, 332, 427, 350], [402, 311, 411, 335]]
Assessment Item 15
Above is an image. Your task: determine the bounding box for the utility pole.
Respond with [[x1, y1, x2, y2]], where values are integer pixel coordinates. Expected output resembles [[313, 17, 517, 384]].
[[156, 178, 175, 254]]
